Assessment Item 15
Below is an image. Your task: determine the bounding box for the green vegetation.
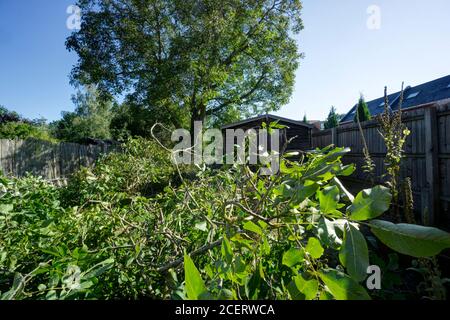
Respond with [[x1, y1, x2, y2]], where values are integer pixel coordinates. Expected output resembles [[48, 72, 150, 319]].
[[324, 106, 339, 129], [50, 86, 114, 143], [66, 0, 304, 133], [0, 121, 55, 142], [354, 95, 371, 123], [0, 106, 55, 142], [1, 139, 449, 300]]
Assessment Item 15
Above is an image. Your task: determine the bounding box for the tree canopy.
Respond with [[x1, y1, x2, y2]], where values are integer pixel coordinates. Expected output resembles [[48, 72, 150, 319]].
[[67, 0, 304, 132]]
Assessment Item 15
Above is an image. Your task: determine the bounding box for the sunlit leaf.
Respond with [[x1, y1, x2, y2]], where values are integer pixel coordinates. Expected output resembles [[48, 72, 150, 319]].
[[369, 220, 450, 257], [306, 237, 324, 259], [339, 223, 369, 282], [348, 186, 392, 221], [319, 269, 371, 300], [184, 254, 208, 300]]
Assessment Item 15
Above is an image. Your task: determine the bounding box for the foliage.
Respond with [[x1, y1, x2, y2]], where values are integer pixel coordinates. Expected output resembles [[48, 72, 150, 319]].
[[378, 85, 410, 219], [354, 95, 371, 123], [354, 104, 375, 184], [0, 106, 22, 125], [0, 121, 55, 142], [51, 86, 113, 143], [62, 137, 180, 205], [178, 147, 450, 300], [402, 177, 448, 300], [66, 0, 304, 132], [324, 106, 339, 129], [1, 140, 449, 300], [0, 106, 55, 141]]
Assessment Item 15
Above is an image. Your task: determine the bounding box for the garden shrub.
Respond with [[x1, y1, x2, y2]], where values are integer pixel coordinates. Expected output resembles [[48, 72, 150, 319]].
[[62, 137, 184, 205]]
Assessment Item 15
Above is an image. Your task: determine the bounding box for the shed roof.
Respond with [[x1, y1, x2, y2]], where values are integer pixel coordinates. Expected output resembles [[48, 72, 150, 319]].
[[221, 114, 315, 130]]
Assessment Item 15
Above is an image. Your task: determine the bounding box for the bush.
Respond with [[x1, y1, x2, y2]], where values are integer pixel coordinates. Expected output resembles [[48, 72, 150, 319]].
[[0, 121, 55, 141], [62, 137, 182, 205]]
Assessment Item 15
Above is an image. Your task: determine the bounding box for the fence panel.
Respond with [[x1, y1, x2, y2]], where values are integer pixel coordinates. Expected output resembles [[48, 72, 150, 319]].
[[0, 138, 116, 180], [311, 102, 450, 228]]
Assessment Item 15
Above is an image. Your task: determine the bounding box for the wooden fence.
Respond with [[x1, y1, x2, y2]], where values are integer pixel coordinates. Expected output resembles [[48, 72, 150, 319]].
[[0, 139, 117, 181], [312, 100, 450, 228]]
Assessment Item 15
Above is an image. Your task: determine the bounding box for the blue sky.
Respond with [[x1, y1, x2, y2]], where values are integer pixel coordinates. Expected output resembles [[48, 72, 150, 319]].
[[0, 0, 449, 122]]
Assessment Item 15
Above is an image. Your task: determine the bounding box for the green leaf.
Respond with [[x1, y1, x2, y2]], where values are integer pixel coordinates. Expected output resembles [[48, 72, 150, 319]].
[[339, 164, 356, 176], [348, 186, 392, 221], [317, 185, 340, 214], [318, 269, 371, 300], [243, 221, 263, 236], [291, 181, 319, 203], [339, 223, 369, 282], [332, 177, 354, 202], [306, 237, 324, 259], [293, 275, 318, 300], [316, 217, 342, 248], [184, 254, 208, 300], [282, 248, 304, 268], [245, 263, 262, 300], [84, 258, 115, 279], [221, 235, 233, 264], [319, 289, 334, 300], [369, 220, 450, 257]]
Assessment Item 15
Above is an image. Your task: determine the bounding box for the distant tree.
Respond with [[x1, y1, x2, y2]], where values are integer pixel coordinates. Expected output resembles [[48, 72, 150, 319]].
[[303, 114, 308, 123], [0, 105, 23, 125], [66, 0, 304, 135], [51, 86, 113, 142], [324, 106, 339, 129], [0, 106, 54, 141], [0, 122, 54, 141], [354, 95, 371, 123]]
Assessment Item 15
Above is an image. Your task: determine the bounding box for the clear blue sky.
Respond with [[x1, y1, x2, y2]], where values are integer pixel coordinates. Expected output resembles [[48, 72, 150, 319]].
[[0, 0, 449, 122]]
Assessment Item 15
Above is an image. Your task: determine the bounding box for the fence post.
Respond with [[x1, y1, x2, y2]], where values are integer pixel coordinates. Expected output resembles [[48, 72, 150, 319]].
[[423, 106, 439, 226], [331, 127, 337, 146]]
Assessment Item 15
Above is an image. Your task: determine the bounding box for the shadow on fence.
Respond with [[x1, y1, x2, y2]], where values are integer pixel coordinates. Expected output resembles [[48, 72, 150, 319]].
[[0, 138, 118, 180]]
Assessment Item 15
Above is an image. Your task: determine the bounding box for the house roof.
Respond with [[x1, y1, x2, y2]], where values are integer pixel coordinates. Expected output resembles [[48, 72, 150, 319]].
[[340, 74, 450, 123], [221, 114, 315, 130]]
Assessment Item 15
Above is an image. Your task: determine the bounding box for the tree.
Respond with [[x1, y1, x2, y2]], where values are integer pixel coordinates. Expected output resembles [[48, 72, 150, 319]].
[[302, 114, 308, 123], [0, 105, 23, 125], [324, 106, 339, 129], [51, 86, 113, 142], [66, 0, 304, 135], [354, 95, 371, 123]]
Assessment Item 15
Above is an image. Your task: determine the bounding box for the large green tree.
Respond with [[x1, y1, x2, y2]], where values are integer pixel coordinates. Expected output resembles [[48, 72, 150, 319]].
[[66, 0, 304, 134]]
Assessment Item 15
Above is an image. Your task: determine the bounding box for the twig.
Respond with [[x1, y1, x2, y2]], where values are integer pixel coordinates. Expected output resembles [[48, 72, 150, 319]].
[[156, 239, 223, 273]]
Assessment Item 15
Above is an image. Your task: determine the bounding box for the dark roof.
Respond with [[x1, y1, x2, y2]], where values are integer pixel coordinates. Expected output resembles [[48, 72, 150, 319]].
[[340, 74, 450, 123], [222, 114, 315, 129]]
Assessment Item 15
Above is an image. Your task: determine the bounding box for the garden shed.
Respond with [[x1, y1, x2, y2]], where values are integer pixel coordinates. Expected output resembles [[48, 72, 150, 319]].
[[222, 114, 315, 153]]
